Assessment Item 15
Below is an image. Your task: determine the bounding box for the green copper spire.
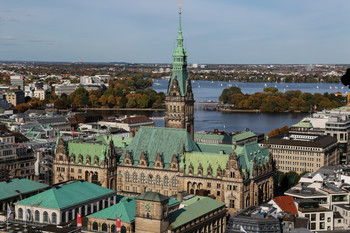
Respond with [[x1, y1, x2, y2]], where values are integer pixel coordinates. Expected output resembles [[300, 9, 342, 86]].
[[167, 2, 189, 96]]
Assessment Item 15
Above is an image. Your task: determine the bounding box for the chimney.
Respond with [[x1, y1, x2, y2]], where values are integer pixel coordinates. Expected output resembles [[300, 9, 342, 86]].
[[177, 192, 183, 203]]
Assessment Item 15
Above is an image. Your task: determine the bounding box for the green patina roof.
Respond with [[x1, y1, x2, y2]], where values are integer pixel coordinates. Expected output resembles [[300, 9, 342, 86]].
[[184, 141, 269, 178], [0, 178, 49, 201], [62, 135, 130, 165], [169, 197, 225, 230], [169, 198, 180, 207], [184, 152, 229, 178], [24, 128, 41, 139], [104, 136, 131, 149], [15, 181, 115, 210], [233, 131, 256, 141], [292, 121, 313, 128], [197, 143, 233, 154], [194, 131, 256, 142], [89, 198, 136, 223], [120, 127, 201, 168], [235, 142, 269, 178], [180, 196, 207, 206], [136, 191, 169, 202], [88, 195, 178, 223], [67, 142, 107, 164]]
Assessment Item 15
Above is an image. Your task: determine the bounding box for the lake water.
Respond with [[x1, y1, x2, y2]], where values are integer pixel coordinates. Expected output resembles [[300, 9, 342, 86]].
[[149, 79, 345, 133], [152, 79, 346, 102], [94, 80, 346, 134]]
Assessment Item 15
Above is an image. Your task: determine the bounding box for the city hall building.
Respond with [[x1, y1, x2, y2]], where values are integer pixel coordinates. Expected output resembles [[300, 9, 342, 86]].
[[53, 4, 276, 216]]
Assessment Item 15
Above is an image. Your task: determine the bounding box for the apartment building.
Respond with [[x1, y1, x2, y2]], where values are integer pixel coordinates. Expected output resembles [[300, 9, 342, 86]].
[[0, 142, 35, 181], [268, 133, 339, 174], [295, 199, 334, 232], [3, 89, 25, 106], [290, 109, 350, 163]]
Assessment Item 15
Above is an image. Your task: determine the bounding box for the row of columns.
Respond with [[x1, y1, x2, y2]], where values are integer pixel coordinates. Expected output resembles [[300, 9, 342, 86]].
[[59, 196, 116, 224]]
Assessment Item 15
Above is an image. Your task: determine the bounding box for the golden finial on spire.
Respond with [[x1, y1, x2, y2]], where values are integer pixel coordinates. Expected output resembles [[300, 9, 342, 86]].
[[179, 1, 182, 14]]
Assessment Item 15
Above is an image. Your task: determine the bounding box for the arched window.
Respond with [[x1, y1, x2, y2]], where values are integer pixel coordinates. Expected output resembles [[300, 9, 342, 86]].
[[93, 222, 98, 230], [177, 106, 180, 112], [148, 174, 153, 184], [164, 176, 169, 186], [18, 208, 23, 220], [121, 226, 127, 233], [156, 175, 161, 185], [172, 177, 177, 187], [43, 211, 48, 223], [230, 171, 235, 178], [170, 106, 172, 112], [102, 223, 107, 232], [141, 173, 145, 184], [52, 213, 57, 224], [133, 173, 138, 183], [125, 172, 130, 182], [111, 225, 116, 232], [35, 210, 40, 222], [92, 172, 99, 184]]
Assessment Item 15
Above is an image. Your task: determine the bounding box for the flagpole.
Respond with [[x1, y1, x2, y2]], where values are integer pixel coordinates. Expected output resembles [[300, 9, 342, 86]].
[[6, 203, 11, 231], [24, 216, 27, 232]]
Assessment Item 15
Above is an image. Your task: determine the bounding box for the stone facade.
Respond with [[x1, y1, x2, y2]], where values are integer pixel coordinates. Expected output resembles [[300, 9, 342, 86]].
[[164, 80, 194, 139], [117, 149, 275, 216], [53, 136, 118, 189]]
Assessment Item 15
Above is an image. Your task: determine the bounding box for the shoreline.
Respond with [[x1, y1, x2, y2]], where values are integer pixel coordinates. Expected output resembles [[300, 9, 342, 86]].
[[218, 108, 303, 113], [77, 107, 165, 112]]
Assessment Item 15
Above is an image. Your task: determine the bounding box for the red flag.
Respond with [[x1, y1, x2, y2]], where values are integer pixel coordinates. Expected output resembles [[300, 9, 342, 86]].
[[77, 213, 82, 228], [116, 217, 121, 232], [73, 130, 78, 135]]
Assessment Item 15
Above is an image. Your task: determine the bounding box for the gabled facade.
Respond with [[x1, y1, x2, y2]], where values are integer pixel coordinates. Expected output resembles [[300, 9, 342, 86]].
[[117, 127, 275, 216], [53, 135, 124, 190]]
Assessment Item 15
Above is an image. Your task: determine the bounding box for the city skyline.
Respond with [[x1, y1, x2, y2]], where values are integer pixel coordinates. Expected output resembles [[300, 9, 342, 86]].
[[1, 0, 350, 64]]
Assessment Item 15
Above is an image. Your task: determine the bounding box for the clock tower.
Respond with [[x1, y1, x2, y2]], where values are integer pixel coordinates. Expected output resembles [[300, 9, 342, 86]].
[[164, 1, 195, 139], [135, 191, 170, 233]]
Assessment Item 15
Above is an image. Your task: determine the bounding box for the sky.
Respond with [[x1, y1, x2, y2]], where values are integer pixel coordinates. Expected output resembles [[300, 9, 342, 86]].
[[1, 0, 350, 64]]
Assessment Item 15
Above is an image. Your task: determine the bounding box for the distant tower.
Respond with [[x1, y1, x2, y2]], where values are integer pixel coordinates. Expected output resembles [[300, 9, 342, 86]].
[[164, 2, 195, 139]]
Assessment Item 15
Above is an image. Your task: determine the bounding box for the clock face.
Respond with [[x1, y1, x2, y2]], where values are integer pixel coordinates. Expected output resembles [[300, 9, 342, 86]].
[[145, 203, 151, 212]]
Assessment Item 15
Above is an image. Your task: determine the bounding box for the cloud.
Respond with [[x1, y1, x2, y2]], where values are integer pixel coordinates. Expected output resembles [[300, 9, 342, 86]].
[[27, 38, 55, 46], [0, 36, 15, 40]]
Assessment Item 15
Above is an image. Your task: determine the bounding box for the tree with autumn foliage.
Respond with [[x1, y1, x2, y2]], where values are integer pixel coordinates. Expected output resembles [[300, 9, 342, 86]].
[[220, 87, 346, 112], [267, 125, 289, 138]]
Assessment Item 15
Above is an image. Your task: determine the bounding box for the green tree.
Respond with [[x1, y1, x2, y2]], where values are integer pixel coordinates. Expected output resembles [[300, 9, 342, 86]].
[[108, 95, 116, 107], [126, 97, 137, 108], [137, 95, 151, 108], [118, 96, 127, 108], [263, 87, 279, 93], [99, 95, 108, 106], [219, 87, 243, 104]]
